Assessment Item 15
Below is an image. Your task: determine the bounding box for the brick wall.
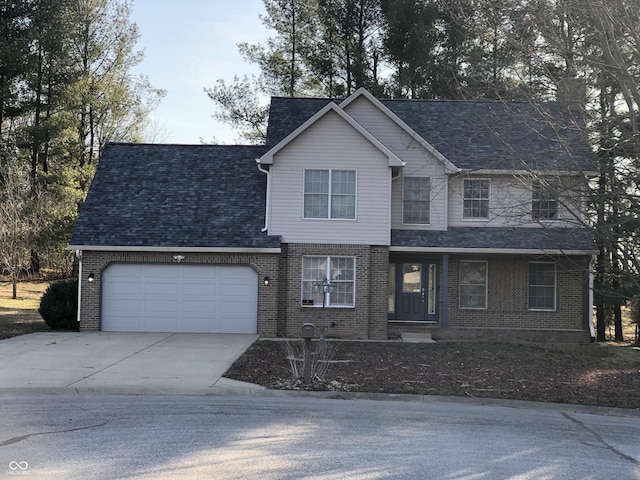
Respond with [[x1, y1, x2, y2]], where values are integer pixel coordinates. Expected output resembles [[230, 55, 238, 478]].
[[446, 254, 591, 338], [79, 250, 279, 335], [279, 243, 389, 340]]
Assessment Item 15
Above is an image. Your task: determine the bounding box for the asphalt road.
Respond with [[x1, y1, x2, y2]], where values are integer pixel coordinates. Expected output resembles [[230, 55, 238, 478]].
[[1, 394, 639, 479]]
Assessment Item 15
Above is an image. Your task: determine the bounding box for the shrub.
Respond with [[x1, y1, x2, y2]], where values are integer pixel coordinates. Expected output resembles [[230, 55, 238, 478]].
[[38, 279, 78, 330]]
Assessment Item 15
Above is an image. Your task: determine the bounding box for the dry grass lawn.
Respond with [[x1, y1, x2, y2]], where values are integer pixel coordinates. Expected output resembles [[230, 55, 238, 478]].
[[0, 278, 52, 339]]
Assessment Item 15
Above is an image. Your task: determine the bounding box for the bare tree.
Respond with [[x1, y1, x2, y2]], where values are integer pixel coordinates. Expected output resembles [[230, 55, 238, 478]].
[[0, 162, 48, 299]]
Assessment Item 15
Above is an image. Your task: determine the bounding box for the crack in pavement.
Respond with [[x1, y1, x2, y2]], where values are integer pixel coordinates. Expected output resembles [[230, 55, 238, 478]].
[[561, 412, 640, 467], [63, 333, 177, 388], [0, 421, 109, 447]]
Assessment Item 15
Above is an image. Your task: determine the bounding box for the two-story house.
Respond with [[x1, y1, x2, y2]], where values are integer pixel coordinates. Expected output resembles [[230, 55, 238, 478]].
[[70, 88, 598, 342]]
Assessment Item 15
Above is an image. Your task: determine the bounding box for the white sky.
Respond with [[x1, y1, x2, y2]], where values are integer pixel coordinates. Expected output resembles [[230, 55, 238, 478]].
[[131, 1, 270, 144]]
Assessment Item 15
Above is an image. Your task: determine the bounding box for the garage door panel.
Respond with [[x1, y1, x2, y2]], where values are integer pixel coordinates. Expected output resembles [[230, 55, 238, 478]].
[[183, 267, 218, 279], [220, 282, 254, 295], [182, 300, 215, 314], [102, 264, 257, 333], [107, 282, 142, 296], [144, 282, 179, 296], [183, 283, 216, 296], [144, 299, 179, 313], [142, 315, 178, 332], [144, 265, 179, 278], [107, 299, 142, 313]]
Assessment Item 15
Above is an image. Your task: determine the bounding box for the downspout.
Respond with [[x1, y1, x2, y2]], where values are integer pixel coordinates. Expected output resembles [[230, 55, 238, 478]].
[[76, 250, 82, 326], [588, 255, 596, 341], [257, 163, 270, 233]]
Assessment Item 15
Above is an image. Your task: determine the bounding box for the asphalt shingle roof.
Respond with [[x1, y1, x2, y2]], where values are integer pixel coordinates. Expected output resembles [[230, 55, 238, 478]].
[[70, 143, 280, 249], [391, 227, 597, 252], [266, 97, 595, 172]]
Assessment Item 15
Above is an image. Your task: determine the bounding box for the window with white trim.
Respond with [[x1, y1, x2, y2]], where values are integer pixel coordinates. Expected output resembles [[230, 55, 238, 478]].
[[403, 176, 431, 224], [532, 181, 558, 221], [304, 169, 356, 219], [463, 179, 490, 219], [528, 262, 556, 310], [301, 256, 355, 307], [459, 261, 487, 309]]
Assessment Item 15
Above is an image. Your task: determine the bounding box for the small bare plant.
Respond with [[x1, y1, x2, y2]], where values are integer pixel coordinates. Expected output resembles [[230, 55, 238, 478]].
[[282, 339, 335, 386]]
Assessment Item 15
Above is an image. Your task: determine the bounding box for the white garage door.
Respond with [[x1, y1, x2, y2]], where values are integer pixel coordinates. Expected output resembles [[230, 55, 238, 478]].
[[101, 264, 258, 333]]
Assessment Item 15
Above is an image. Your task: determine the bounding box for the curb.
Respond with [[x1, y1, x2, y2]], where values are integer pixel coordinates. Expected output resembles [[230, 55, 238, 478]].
[[1, 385, 639, 419]]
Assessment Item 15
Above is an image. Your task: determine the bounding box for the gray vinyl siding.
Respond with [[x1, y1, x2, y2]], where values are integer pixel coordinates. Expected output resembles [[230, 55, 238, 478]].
[[268, 110, 392, 244], [448, 174, 584, 228], [344, 96, 448, 230]]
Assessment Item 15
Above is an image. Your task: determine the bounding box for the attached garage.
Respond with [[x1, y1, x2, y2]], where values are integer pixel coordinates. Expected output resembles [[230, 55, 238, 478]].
[[101, 264, 258, 333]]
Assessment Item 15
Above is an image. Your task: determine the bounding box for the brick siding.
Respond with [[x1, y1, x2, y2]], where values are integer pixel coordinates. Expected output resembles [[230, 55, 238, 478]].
[[79, 248, 591, 343], [444, 254, 591, 341], [278, 243, 389, 340]]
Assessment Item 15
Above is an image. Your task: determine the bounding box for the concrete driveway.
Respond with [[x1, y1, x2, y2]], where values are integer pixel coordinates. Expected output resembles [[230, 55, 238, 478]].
[[0, 332, 265, 395]]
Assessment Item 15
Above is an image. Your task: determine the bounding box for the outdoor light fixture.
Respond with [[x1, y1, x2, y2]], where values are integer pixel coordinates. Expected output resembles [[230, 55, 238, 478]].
[[87, 273, 95, 283], [173, 255, 185, 263], [263, 276, 270, 286]]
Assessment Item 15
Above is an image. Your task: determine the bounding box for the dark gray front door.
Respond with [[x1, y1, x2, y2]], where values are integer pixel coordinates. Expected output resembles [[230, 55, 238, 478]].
[[395, 262, 437, 321]]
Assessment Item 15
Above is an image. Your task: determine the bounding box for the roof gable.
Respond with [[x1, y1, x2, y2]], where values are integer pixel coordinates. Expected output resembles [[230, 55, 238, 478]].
[[341, 88, 459, 173], [257, 102, 404, 167]]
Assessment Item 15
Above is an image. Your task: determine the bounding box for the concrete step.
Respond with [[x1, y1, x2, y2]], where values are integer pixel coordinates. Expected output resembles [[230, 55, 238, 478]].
[[401, 332, 437, 343]]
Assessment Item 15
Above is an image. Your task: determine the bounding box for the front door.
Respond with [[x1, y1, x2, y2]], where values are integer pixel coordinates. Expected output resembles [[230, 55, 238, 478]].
[[394, 262, 437, 321]]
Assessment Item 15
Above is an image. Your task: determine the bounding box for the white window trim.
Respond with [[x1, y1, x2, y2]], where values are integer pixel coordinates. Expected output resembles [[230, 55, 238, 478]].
[[462, 178, 491, 221], [302, 168, 357, 221], [528, 262, 557, 311], [301, 255, 356, 308], [402, 176, 432, 226], [459, 260, 488, 310], [531, 181, 560, 223]]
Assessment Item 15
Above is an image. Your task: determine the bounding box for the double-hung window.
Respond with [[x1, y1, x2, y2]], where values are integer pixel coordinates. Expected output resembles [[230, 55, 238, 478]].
[[403, 176, 431, 224], [304, 169, 356, 219], [532, 181, 558, 221], [528, 262, 556, 310], [463, 179, 490, 219], [302, 256, 356, 307], [459, 261, 487, 309]]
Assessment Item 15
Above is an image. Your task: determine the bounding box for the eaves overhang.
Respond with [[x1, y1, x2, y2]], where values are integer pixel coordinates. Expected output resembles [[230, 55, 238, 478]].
[[68, 245, 282, 254], [390, 246, 598, 255]]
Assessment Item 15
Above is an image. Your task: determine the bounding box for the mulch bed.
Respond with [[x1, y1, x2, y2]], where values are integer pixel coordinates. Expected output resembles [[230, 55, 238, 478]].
[[224, 340, 640, 410]]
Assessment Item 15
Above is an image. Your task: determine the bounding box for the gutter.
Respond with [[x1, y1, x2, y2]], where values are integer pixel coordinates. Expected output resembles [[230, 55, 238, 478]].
[[67, 245, 281, 253], [390, 246, 599, 256], [257, 162, 270, 233]]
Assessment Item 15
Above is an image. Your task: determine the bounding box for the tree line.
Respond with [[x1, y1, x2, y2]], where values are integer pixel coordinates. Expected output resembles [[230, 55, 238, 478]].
[[0, 0, 163, 297], [208, 0, 640, 341]]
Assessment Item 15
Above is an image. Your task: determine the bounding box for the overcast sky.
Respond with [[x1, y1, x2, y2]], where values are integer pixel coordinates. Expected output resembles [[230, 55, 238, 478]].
[[131, 1, 270, 144]]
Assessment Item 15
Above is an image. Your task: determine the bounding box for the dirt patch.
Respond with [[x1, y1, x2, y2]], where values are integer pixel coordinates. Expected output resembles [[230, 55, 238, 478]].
[[224, 340, 640, 410]]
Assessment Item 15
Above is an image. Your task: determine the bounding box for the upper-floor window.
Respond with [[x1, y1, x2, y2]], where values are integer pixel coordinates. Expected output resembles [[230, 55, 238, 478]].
[[528, 262, 556, 310], [463, 179, 490, 219], [532, 181, 558, 221], [304, 169, 356, 219], [403, 176, 431, 224]]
